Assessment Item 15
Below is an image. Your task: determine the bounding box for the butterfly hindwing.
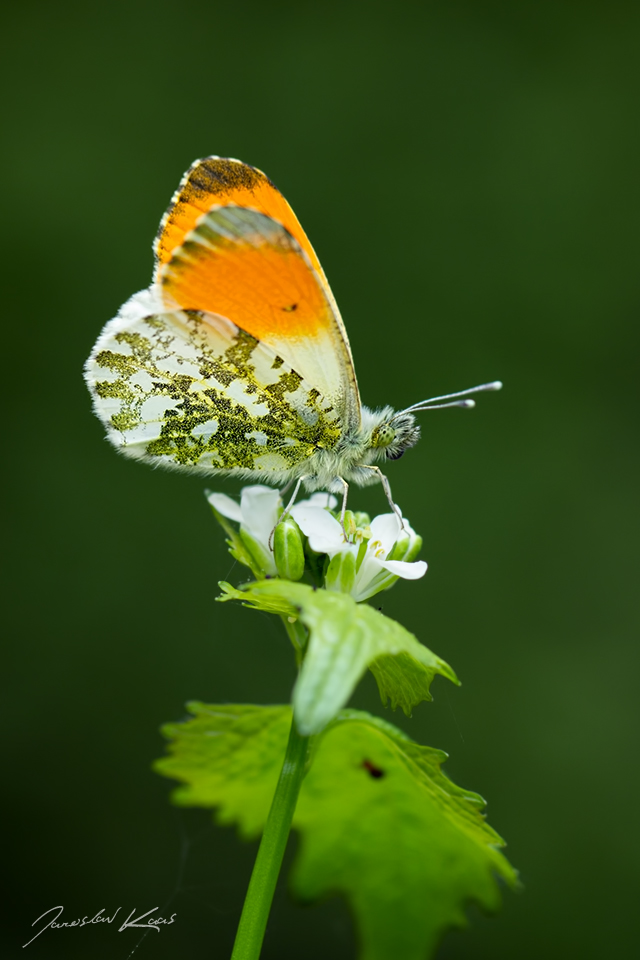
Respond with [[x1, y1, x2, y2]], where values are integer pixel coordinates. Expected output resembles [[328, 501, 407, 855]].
[[86, 290, 342, 476]]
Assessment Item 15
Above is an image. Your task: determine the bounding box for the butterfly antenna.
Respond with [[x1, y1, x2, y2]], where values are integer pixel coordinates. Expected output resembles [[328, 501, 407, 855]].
[[392, 380, 502, 418]]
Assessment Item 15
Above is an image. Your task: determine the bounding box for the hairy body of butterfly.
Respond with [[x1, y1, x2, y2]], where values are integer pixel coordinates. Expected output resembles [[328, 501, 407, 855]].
[[86, 157, 498, 509]]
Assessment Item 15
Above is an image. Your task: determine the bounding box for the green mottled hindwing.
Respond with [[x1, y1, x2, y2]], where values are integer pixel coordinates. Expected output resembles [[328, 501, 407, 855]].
[[85, 289, 342, 476]]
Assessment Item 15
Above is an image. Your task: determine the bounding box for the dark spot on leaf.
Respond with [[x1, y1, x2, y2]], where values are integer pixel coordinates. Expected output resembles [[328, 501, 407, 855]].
[[282, 303, 298, 312], [362, 759, 384, 779]]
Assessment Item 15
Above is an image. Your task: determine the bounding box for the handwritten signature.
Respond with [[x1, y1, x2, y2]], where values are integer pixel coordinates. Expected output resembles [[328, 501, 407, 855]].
[[23, 905, 176, 948]]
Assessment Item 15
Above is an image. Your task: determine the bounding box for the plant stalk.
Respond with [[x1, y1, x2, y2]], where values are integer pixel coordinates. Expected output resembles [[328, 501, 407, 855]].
[[230, 712, 310, 960], [281, 613, 308, 666]]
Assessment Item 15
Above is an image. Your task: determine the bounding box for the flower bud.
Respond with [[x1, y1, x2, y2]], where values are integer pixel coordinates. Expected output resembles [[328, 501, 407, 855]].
[[273, 517, 305, 581], [324, 548, 357, 594], [342, 510, 357, 539], [355, 537, 369, 573], [239, 529, 277, 578]]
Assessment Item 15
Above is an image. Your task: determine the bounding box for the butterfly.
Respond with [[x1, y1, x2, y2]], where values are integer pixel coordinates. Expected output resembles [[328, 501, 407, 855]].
[[84, 156, 500, 521]]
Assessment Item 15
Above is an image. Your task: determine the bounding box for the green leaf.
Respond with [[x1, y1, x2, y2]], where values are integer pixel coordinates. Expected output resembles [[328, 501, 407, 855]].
[[295, 711, 518, 960], [155, 703, 518, 959], [369, 651, 449, 714], [157, 703, 292, 838], [223, 580, 458, 734], [217, 580, 298, 618]]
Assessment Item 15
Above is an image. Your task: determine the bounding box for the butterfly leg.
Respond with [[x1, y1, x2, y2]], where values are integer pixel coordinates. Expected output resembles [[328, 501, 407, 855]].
[[279, 477, 296, 497], [335, 476, 349, 536], [360, 465, 406, 531], [267, 474, 309, 550]]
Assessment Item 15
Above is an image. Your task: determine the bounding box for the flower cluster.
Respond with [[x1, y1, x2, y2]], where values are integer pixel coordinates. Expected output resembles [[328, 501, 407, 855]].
[[207, 485, 426, 603]]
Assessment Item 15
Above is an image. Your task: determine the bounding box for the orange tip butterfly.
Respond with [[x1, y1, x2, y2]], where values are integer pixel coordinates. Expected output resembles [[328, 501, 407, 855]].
[[84, 157, 501, 521]]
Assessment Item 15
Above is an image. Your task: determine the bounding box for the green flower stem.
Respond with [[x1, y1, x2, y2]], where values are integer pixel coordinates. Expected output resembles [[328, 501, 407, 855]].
[[231, 709, 311, 960], [281, 613, 308, 666]]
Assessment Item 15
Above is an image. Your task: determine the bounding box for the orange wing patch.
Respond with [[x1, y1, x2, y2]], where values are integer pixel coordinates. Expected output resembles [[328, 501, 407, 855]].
[[154, 157, 323, 278], [161, 206, 333, 343]]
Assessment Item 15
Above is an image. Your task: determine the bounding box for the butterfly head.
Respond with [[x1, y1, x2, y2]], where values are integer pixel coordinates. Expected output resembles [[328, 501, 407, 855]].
[[369, 412, 421, 462], [363, 381, 503, 465]]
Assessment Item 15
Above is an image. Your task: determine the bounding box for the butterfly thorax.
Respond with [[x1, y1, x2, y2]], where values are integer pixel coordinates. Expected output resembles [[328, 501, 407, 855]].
[[300, 406, 421, 492]]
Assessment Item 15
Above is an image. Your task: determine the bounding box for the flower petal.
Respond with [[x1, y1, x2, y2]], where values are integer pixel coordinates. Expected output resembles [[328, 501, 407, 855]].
[[240, 486, 282, 547], [294, 492, 338, 510], [207, 492, 242, 523], [291, 504, 344, 556], [378, 559, 428, 580], [369, 513, 403, 554]]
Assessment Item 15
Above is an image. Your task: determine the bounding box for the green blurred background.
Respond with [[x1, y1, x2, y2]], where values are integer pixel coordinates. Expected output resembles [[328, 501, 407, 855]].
[[3, 1, 639, 957]]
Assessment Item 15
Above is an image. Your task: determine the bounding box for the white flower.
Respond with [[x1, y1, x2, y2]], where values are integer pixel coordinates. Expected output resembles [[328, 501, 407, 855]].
[[207, 485, 282, 576], [207, 486, 426, 600], [290, 501, 426, 602], [293, 492, 339, 512]]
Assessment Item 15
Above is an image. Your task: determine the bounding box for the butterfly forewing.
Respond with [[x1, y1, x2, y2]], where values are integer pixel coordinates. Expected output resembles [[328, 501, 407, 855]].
[[161, 205, 358, 424], [155, 157, 321, 274], [156, 157, 361, 426]]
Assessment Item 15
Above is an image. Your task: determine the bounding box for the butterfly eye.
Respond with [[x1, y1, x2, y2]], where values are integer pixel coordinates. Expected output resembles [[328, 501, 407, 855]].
[[371, 423, 396, 449]]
